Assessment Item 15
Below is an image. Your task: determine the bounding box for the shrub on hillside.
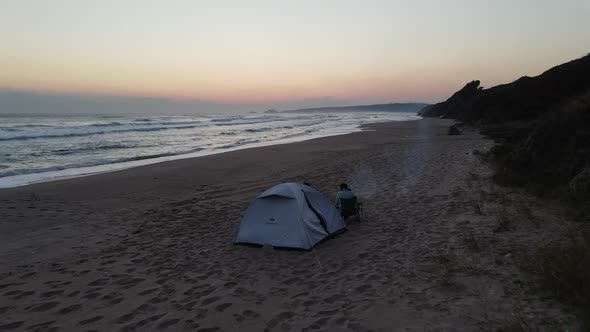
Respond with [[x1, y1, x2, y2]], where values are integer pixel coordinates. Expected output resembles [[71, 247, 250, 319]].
[[492, 92, 590, 199], [528, 229, 590, 326]]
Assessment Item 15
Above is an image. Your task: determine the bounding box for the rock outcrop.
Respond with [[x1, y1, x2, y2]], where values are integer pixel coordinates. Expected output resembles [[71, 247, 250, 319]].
[[419, 80, 481, 119]]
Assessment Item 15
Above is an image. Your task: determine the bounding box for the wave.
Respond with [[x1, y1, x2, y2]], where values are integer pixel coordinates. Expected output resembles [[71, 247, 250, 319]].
[[211, 116, 293, 126], [0, 115, 291, 141], [218, 139, 261, 149], [0, 147, 204, 178], [88, 122, 123, 127], [0, 113, 324, 140], [0, 123, 203, 141], [244, 127, 273, 133], [5, 124, 56, 128], [0, 118, 205, 130], [275, 128, 321, 140], [51, 143, 137, 156], [210, 115, 281, 122]]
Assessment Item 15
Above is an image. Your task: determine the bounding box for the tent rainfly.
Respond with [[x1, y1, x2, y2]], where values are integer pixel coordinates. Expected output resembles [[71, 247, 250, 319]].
[[233, 182, 347, 250]]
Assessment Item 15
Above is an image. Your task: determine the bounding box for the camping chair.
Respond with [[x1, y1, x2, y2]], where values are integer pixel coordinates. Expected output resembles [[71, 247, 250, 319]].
[[340, 196, 362, 223]]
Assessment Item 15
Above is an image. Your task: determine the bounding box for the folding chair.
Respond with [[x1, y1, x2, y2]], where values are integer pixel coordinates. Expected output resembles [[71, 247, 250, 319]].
[[339, 196, 363, 223]]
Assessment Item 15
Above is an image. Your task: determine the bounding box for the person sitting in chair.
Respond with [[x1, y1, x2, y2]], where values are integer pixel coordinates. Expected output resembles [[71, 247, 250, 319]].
[[335, 183, 356, 214]]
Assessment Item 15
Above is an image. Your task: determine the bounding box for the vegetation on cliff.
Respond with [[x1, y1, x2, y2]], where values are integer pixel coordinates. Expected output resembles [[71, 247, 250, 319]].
[[421, 54, 590, 201]]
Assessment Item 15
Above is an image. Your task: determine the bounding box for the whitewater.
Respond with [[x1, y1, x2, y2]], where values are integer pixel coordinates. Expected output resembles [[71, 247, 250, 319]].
[[0, 111, 420, 188]]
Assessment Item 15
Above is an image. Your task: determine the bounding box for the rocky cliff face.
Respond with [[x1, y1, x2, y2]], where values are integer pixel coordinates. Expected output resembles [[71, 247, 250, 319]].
[[421, 54, 590, 201], [421, 54, 590, 124]]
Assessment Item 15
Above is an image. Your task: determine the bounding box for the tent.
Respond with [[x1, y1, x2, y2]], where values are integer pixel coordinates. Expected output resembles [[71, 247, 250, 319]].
[[233, 182, 347, 250]]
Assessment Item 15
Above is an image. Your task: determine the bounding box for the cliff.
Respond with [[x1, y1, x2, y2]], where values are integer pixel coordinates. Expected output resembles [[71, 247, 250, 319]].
[[422, 54, 590, 200], [421, 54, 590, 123]]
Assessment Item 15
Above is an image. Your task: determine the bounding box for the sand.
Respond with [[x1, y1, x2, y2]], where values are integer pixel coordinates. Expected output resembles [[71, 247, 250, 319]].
[[0, 118, 578, 331]]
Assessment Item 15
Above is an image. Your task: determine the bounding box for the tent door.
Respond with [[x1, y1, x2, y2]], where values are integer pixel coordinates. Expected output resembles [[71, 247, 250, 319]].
[[302, 190, 329, 234]]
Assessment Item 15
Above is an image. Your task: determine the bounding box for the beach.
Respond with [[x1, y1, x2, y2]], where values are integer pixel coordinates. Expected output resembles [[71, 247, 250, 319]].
[[0, 118, 577, 331]]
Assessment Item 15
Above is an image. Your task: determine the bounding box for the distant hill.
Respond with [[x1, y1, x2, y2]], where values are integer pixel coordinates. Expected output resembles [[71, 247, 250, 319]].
[[421, 54, 590, 201], [290, 102, 429, 113]]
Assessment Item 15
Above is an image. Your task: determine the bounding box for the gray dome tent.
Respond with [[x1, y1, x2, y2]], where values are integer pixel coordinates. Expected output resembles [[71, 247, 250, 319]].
[[234, 183, 347, 250]]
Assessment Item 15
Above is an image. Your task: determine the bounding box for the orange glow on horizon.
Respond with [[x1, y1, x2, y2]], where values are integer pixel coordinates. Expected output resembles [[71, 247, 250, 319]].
[[1, 1, 589, 107]]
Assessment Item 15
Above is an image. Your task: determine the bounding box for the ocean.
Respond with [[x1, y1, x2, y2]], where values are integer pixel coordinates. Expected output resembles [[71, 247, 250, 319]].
[[0, 111, 420, 188]]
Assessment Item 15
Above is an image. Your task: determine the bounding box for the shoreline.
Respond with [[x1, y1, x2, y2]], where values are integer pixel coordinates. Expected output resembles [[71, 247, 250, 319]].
[[0, 118, 412, 189], [0, 118, 577, 330]]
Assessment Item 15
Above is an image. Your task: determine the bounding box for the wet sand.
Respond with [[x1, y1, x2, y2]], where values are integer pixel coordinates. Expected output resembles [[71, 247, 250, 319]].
[[0, 118, 577, 331]]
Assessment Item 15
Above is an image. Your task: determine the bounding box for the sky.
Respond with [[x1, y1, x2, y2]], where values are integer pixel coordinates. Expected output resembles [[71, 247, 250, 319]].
[[1, 0, 589, 112]]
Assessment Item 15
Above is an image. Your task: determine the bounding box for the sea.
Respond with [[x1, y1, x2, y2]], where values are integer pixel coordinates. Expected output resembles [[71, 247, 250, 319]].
[[0, 111, 420, 188]]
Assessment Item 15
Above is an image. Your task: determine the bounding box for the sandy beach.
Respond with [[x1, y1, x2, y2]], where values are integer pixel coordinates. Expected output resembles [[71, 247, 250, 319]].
[[0, 118, 577, 331]]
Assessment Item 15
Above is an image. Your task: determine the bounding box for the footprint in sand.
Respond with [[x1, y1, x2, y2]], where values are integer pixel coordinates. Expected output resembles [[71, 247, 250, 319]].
[[24, 320, 56, 331], [355, 285, 372, 293], [116, 277, 145, 289], [156, 278, 170, 285], [196, 327, 220, 332], [18, 272, 36, 278], [270, 287, 288, 296], [79, 315, 103, 326], [41, 290, 64, 298], [138, 287, 160, 296], [265, 311, 296, 330], [58, 303, 82, 314], [201, 296, 220, 306], [303, 298, 319, 307], [73, 270, 91, 276], [0, 321, 24, 330], [99, 260, 116, 266], [157, 318, 180, 330], [26, 301, 60, 312], [283, 277, 300, 285], [316, 309, 339, 317], [184, 285, 214, 298], [322, 293, 342, 304], [302, 317, 330, 331], [0, 283, 23, 290], [3, 290, 20, 296], [291, 292, 308, 299], [183, 319, 200, 329], [174, 300, 197, 311], [82, 291, 102, 299], [145, 294, 165, 304], [102, 292, 124, 305], [7, 290, 35, 299], [214, 302, 232, 312], [233, 310, 260, 323], [119, 313, 166, 331], [116, 312, 136, 324], [223, 281, 237, 289], [88, 278, 110, 286], [116, 303, 158, 324]]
